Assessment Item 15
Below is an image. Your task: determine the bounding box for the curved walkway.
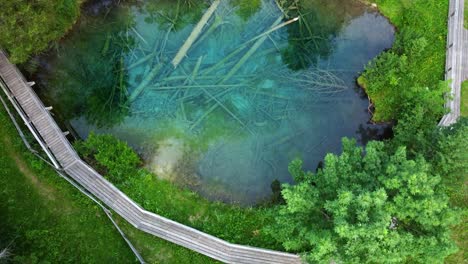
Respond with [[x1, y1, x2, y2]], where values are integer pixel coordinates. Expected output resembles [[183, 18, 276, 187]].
[[0, 50, 301, 264], [0, 1, 465, 262], [440, 0, 466, 126]]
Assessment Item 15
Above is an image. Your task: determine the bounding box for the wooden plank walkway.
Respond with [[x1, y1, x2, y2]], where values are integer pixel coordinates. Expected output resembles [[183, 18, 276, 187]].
[[0, 0, 465, 262], [440, 0, 466, 126], [0, 52, 302, 263]]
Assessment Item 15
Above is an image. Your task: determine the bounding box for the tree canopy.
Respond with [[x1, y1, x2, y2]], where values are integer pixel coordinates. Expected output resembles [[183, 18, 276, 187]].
[[267, 138, 460, 263]]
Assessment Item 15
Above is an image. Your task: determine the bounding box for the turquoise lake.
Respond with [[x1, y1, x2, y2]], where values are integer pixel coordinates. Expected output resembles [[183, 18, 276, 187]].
[[35, 0, 395, 204]]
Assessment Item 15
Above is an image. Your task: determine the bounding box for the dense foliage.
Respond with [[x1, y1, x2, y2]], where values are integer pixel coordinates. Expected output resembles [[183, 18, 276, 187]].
[[359, 0, 448, 122], [465, 0, 468, 29], [267, 138, 460, 263], [44, 5, 134, 127], [0, 0, 81, 63]]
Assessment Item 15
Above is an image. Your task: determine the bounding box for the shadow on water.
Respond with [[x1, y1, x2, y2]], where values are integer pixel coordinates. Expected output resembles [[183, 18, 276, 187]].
[[280, 0, 366, 70], [32, 0, 395, 205]]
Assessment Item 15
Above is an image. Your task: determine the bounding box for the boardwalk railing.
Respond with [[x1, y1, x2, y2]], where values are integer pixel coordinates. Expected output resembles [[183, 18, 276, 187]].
[[440, 0, 466, 126], [0, 49, 302, 264], [0, 0, 465, 262]]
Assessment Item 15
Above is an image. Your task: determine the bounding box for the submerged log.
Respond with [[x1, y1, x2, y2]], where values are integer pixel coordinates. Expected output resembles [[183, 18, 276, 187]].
[[202, 17, 298, 76], [129, 63, 163, 102], [221, 16, 284, 83], [171, 0, 221, 68], [127, 52, 155, 70]]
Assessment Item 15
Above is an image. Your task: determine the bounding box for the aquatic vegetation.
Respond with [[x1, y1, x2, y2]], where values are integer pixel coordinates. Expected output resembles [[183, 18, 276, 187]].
[[36, 0, 395, 203], [45, 4, 135, 127], [144, 0, 207, 31], [278, 0, 360, 70], [268, 139, 460, 263], [232, 0, 262, 20]]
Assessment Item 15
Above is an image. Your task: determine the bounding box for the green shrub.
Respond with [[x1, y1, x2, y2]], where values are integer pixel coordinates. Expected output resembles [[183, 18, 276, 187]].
[[0, 0, 82, 63], [75, 133, 141, 183], [360, 0, 448, 122]]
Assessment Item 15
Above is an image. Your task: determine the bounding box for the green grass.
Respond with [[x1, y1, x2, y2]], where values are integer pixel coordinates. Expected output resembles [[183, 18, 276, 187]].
[[0, 103, 214, 263], [465, 0, 467, 29], [115, 216, 219, 264], [462, 81, 468, 117], [440, 121, 468, 263], [360, 0, 448, 122]]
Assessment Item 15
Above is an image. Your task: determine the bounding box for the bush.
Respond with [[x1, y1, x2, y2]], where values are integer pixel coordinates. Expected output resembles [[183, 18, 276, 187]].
[[359, 0, 448, 122], [0, 0, 81, 63], [74, 133, 141, 183]]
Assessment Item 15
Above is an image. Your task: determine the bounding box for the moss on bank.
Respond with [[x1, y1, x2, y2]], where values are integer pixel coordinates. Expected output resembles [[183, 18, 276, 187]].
[[360, 0, 449, 122], [0, 0, 83, 63]]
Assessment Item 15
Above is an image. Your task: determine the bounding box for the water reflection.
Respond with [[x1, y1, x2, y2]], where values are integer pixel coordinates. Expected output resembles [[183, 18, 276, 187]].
[[34, 0, 394, 205]]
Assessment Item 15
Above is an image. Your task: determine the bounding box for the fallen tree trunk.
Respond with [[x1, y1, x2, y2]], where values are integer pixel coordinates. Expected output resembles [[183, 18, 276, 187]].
[[202, 17, 298, 76], [127, 52, 155, 70], [221, 16, 286, 83], [129, 63, 163, 102], [171, 0, 221, 68]]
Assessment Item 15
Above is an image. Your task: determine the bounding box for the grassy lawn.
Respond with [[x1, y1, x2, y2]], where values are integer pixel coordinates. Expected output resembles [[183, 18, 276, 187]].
[[0, 103, 214, 263], [465, 0, 467, 28], [462, 80, 468, 117]]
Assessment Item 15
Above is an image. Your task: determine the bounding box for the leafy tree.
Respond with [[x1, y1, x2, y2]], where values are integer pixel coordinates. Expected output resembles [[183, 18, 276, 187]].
[[266, 138, 459, 263]]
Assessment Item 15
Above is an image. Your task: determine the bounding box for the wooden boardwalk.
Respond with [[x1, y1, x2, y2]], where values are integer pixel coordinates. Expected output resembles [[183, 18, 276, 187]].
[[0, 0, 465, 262], [0, 49, 302, 264], [440, 0, 466, 126]]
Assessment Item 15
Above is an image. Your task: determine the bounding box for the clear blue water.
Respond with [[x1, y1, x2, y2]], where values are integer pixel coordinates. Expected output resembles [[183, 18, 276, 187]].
[[35, 0, 394, 205]]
